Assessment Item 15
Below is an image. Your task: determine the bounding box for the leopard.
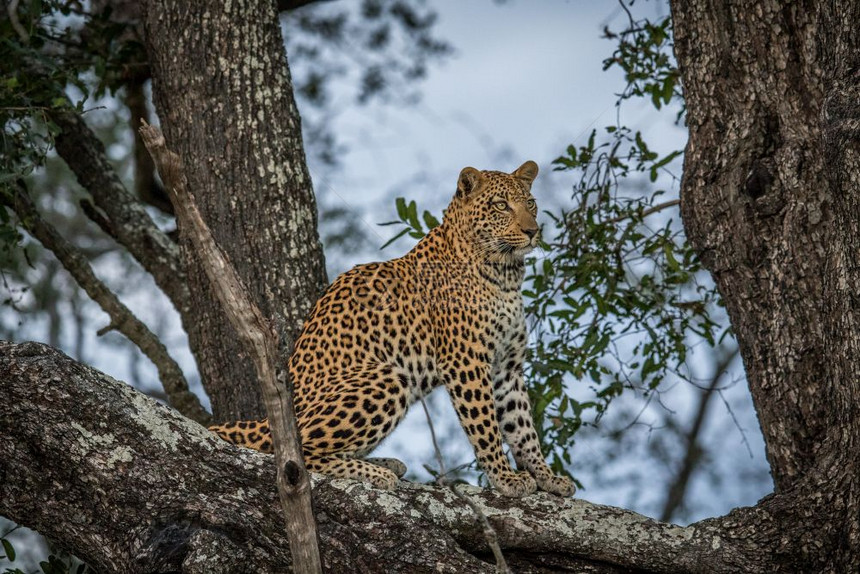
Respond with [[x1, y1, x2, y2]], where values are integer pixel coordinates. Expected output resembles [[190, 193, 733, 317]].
[[209, 161, 575, 497]]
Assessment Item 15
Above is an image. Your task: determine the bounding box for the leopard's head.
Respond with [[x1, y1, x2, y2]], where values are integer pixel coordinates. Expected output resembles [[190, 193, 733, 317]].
[[447, 161, 540, 261]]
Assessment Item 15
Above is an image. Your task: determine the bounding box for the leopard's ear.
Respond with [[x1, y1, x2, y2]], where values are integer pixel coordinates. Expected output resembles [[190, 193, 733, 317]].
[[457, 167, 483, 198], [512, 160, 539, 185]]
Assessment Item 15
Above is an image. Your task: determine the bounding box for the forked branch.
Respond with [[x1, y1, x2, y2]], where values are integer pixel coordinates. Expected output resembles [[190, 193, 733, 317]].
[[2, 182, 210, 425]]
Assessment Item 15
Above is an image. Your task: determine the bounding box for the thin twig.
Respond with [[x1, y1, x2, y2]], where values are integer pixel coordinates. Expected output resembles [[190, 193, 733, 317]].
[[419, 398, 512, 574], [717, 386, 754, 459], [3, 182, 211, 426], [7, 0, 30, 43], [605, 199, 681, 224]]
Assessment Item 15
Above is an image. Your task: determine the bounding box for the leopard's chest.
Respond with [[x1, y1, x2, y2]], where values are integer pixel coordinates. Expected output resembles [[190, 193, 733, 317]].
[[489, 288, 526, 350]]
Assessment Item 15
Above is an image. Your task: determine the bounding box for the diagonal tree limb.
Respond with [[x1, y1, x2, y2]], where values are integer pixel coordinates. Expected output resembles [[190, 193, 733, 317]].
[[138, 121, 322, 574], [2, 181, 211, 426], [79, 199, 118, 240], [50, 109, 191, 318]]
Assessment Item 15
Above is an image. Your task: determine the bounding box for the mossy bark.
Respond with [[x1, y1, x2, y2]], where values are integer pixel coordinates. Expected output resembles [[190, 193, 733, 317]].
[[672, 1, 860, 570]]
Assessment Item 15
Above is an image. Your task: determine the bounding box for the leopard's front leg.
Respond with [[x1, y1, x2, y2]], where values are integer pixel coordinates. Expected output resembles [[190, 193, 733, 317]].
[[492, 350, 576, 497], [442, 361, 537, 497]]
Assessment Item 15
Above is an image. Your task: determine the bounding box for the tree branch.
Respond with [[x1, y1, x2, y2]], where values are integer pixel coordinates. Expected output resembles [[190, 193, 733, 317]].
[[137, 122, 322, 573], [50, 109, 191, 318], [79, 199, 117, 241], [276, 0, 335, 12], [125, 80, 173, 215], [660, 348, 740, 522], [0, 340, 786, 574], [605, 199, 681, 224], [2, 182, 210, 426]]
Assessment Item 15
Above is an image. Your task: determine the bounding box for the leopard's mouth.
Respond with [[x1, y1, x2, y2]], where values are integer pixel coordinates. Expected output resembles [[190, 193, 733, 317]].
[[498, 238, 537, 257]]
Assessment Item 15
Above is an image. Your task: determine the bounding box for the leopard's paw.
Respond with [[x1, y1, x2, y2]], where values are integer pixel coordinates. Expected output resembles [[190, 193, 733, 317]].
[[365, 467, 399, 490], [536, 473, 576, 497], [366, 457, 408, 478], [492, 471, 537, 497]]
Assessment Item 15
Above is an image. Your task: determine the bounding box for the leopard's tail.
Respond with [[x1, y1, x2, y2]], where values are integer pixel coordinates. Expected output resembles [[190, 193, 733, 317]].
[[208, 419, 274, 453]]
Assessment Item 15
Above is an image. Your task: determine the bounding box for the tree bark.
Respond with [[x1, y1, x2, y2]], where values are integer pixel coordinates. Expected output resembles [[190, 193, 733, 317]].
[[1, 340, 799, 574], [672, 0, 860, 570], [140, 0, 328, 421]]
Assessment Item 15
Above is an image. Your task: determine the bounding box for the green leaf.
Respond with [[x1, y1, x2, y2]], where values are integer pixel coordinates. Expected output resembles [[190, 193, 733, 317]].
[[663, 242, 680, 272], [395, 197, 408, 221], [422, 210, 439, 230], [406, 200, 421, 231], [2, 538, 15, 561], [652, 150, 682, 171]]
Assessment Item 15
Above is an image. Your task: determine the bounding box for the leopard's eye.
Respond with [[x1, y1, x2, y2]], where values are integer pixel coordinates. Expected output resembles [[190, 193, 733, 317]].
[[526, 199, 536, 210], [493, 201, 508, 212]]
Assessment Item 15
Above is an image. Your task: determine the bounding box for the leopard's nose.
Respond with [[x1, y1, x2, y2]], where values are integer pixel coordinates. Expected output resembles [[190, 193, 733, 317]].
[[524, 227, 538, 239]]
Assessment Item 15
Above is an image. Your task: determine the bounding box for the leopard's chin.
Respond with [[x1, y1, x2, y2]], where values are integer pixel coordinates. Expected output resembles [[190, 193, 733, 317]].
[[513, 238, 539, 256]]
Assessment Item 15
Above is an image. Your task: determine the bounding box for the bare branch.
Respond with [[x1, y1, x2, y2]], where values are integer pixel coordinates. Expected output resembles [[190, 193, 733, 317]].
[[660, 348, 740, 522], [138, 121, 322, 574], [6, 0, 29, 43], [2, 182, 210, 426], [125, 80, 173, 214], [50, 110, 190, 317], [605, 199, 681, 224], [79, 199, 117, 240]]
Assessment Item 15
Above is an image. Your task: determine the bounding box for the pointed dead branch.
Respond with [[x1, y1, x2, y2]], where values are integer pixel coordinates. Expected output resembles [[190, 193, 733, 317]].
[[138, 121, 322, 574]]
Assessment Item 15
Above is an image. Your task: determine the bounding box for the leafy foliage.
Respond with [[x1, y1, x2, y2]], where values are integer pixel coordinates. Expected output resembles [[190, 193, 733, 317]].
[[1, 530, 93, 574], [0, 1, 95, 255], [379, 197, 440, 249], [527, 126, 721, 472], [602, 9, 680, 110]]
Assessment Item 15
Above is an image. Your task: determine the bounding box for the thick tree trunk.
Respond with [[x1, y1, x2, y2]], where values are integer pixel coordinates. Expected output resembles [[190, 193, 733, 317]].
[[672, 0, 860, 570], [140, 0, 328, 420], [0, 341, 797, 574]]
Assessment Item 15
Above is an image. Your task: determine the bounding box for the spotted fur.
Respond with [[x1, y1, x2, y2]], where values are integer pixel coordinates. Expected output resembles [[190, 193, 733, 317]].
[[210, 161, 575, 497]]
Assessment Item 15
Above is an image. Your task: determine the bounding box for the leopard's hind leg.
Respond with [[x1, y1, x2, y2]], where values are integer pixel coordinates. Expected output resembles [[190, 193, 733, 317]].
[[298, 363, 412, 487]]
